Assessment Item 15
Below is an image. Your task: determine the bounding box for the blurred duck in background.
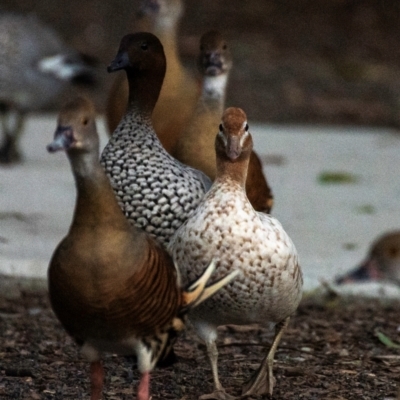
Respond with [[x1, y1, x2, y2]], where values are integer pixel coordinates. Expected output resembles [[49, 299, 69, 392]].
[[0, 13, 96, 164], [172, 30, 274, 213], [336, 231, 400, 286]]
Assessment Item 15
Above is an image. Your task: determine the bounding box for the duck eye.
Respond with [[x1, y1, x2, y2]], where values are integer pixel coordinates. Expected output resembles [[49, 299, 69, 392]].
[[140, 42, 148, 50], [82, 118, 89, 126], [200, 45, 204, 51], [219, 124, 223, 131], [223, 43, 227, 50], [245, 124, 249, 131]]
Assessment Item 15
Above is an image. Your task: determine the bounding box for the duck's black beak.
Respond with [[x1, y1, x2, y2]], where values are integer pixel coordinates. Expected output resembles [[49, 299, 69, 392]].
[[335, 259, 380, 284], [47, 126, 74, 152], [107, 51, 130, 73], [201, 51, 224, 76], [136, 0, 160, 19]]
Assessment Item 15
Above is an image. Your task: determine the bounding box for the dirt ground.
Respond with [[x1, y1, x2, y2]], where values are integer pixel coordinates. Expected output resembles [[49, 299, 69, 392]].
[[1, 277, 399, 400], [1, 0, 400, 127]]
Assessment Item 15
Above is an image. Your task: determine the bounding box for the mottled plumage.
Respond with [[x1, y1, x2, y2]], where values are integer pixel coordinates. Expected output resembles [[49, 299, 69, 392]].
[[169, 107, 303, 399], [101, 32, 211, 248], [0, 13, 95, 163], [47, 96, 237, 400], [336, 231, 400, 285], [105, 0, 199, 153], [173, 30, 274, 213]]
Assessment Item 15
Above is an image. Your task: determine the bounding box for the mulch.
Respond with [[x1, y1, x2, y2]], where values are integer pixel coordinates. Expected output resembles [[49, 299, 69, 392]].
[[1, 279, 399, 399]]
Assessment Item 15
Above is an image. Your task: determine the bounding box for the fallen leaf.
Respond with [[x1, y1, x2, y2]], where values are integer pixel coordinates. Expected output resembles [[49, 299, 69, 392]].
[[376, 331, 400, 349]]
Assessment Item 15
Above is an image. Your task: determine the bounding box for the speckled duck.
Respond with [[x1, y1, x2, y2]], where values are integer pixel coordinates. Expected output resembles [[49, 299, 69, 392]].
[[101, 32, 211, 248], [169, 107, 303, 399], [105, 0, 199, 154]]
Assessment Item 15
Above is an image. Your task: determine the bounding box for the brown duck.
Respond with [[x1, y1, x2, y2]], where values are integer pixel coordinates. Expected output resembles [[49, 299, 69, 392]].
[[172, 30, 273, 213], [47, 96, 238, 400], [105, 0, 199, 153]]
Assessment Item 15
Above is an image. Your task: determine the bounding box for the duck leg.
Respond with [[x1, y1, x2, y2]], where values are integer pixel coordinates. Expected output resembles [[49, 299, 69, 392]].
[[137, 371, 151, 400], [242, 317, 290, 397], [90, 360, 104, 400], [199, 338, 236, 400], [0, 108, 25, 164]]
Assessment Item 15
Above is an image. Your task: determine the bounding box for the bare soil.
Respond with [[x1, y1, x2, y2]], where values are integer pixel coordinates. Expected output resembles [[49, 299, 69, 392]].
[[1, 278, 399, 399]]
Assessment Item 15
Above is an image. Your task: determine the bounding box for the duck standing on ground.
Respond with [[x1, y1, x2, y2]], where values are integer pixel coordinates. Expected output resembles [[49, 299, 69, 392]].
[[105, 0, 199, 153], [172, 30, 274, 213], [101, 32, 211, 249], [0, 13, 96, 164], [47, 96, 238, 400], [169, 107, 303, 399], [336, 231, 400, 285]]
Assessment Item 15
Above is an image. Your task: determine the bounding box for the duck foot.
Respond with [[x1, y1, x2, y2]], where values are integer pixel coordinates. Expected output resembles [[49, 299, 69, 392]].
[[241, 368, 275, 397], [199, 389, 236, 400]]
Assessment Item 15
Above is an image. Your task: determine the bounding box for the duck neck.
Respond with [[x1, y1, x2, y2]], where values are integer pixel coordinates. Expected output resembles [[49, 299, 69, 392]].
[[126, 69, 164, 118], [215, 156, 249, 189], [69, 152, 129, 229], [202, 74, 228, 102]]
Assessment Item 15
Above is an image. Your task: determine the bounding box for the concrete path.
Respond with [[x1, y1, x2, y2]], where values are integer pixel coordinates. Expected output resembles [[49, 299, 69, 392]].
[[1, 115, 399, 297]]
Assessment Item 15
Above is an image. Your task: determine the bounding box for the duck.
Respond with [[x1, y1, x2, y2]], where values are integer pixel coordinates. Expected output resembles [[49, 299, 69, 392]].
[[336, 231, 400, 285], [46, 96, 238, 400], [0, 12, 96, 164], [172, 30, 274, 213], [105, 0, 199, 154], [101, 32, 211, 249], [168, 107, 303, 399]]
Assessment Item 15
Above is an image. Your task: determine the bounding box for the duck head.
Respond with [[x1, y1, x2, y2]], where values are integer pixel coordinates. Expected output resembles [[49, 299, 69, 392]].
[[136, 0, 184, 30], [198, 30, 232, 77], [107, 32, 166, 77], [107, 32, 166, 113], [47, 96, 98, 154], [336, 231, 400, 286], [216, 107, 253, 162]]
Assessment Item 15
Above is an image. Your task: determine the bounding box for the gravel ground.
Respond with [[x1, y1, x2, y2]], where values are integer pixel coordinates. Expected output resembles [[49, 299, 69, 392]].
[[1, 277, 400, 399]]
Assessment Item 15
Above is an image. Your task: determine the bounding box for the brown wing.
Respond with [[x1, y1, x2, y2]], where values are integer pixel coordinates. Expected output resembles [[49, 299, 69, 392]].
[[48, 234, 181, 343], [246, 150, 274, 213]]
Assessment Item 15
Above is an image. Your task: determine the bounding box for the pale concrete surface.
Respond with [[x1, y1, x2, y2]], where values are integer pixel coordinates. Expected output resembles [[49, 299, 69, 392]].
[[1, 115, 400, 297]]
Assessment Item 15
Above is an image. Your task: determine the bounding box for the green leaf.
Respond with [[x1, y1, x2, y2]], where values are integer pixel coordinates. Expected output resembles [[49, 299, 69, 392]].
[[355, 204, 375, 214], [376, 331, 400, 349], [317, 171, 358, 185]]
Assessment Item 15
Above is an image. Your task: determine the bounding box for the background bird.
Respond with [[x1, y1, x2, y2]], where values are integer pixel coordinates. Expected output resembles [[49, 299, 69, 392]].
[[172, 30, 274, 213], [47, 96, 238, 400], [101, 32, 211, 249], [336, 231, 400, 286], [168, 107, 303, 399], [105, 0, 199, 153], [0, 13, 96, 164]]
